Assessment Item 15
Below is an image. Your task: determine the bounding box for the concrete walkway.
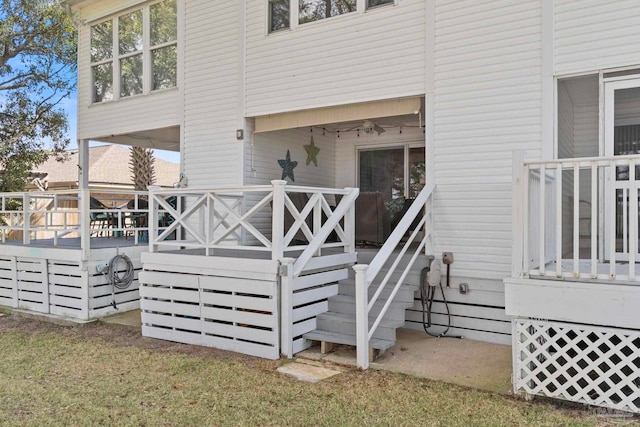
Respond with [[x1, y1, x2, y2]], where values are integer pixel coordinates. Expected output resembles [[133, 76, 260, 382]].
[[297, 328, 512, 394], [101, 311, 512, 394]]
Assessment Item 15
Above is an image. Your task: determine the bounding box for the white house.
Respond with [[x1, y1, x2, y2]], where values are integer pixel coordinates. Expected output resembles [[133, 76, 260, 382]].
[[1, 0, 637, 413]]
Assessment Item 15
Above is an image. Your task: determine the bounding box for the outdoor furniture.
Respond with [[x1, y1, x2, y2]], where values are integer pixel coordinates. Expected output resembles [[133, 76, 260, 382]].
[[354, 192, 390, 246], [126, 198, 149, 239], [89, 197, 113, 237]]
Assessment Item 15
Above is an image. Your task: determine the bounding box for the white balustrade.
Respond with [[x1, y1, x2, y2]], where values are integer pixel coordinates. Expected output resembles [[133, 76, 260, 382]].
[[513, 151, 640, 283], [149, 182, 359, 263], [354, 183, 435, 369]]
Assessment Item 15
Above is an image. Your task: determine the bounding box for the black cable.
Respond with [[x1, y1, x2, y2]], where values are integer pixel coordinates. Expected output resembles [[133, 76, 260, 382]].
[[108, 254, 134, 309], [420, 266, 463, 339]]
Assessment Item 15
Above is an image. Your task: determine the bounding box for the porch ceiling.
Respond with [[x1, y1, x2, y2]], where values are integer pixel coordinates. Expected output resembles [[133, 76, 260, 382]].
[[254, 97, 423, 133], [92, 126, 180, 152]]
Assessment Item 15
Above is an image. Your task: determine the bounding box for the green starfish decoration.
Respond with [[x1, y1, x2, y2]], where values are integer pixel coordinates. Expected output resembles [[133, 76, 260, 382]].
[[304, 136, 320, 167], [278, 149, 298, 181]]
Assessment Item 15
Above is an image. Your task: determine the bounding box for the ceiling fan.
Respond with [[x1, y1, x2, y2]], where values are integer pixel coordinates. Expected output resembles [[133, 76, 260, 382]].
[[362, 120, 386, 135]]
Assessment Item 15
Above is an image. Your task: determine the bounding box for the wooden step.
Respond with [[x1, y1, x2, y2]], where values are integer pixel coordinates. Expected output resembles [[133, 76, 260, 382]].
[[316, 311, 403, 341], [303, 329, 395, 352], [328, 294, 413, 322], [338, 279, 418, 302]]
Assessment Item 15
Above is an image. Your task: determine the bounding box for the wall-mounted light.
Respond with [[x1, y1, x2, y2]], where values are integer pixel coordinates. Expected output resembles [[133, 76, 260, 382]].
[[236, 129, 244, 140]]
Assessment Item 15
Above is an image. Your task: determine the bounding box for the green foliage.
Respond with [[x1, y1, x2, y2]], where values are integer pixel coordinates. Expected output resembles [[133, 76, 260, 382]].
[[0, 0, 77, 192]]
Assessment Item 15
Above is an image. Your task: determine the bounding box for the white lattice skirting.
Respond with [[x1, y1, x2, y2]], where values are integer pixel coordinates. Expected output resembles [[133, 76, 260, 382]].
[[514, 319, 640, 413]]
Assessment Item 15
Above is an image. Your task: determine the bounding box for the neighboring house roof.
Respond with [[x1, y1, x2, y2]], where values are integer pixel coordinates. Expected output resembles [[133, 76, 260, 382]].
[[32, 144, 180, 188]]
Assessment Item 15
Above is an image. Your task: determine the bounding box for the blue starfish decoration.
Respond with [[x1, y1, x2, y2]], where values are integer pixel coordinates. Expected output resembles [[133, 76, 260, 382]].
[[278, 149, 298, 181], [304, 136, 320, 167]]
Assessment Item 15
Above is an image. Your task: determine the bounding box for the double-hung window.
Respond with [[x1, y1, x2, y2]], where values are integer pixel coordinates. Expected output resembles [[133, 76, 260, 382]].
[[91, 0, 177, 103]]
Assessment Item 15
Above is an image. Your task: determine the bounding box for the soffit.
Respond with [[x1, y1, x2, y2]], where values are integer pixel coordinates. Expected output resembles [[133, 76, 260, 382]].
[[254, 97, 422, 133]]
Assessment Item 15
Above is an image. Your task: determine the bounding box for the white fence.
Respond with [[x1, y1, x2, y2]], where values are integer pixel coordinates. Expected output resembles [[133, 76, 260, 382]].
[[0, 189, 150, 252], [140, 182, 360, 359], [513, 152, 640, 282], [149, 181, 359, 265], [139, 254, 281, 360], [0, 252, 142, 320]]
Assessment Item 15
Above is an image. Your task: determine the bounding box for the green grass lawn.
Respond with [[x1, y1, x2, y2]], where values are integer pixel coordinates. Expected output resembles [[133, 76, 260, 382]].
[[0, 315, 622, 426]]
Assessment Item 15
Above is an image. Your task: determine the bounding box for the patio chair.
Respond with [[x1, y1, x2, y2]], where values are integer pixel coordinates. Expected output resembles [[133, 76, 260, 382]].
[[89, 197, 113, 237], [126, 198, 149, 239]]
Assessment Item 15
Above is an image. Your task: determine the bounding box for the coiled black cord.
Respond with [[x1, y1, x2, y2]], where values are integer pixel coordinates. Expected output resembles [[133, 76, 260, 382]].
[[420, 266, 462, 339]]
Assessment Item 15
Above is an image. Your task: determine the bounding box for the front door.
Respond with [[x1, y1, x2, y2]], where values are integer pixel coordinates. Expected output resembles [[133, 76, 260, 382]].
[[604, 78, 640, 261]]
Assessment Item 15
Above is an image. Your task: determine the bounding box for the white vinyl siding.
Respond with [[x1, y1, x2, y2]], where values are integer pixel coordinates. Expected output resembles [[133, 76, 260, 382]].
[[244, 0, 425, 117], [181, 0, 244, 187], [246, 128, 336, 188], [433, 0, 543, 281], [555, 0, 640, 75]]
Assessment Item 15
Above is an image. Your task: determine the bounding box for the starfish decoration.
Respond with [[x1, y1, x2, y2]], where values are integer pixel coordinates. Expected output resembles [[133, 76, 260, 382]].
[[278, 149, 298, 181], [304, 136, 320, 167]]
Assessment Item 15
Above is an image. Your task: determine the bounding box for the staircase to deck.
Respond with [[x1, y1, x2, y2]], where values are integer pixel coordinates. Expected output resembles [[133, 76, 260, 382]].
[[303, 265, 422, 357], [303, 183, 434, 368]]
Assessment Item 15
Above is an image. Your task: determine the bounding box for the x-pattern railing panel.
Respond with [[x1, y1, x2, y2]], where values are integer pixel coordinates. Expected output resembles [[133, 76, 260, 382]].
[[150, 183, 358, 261], [209, 192, 273, 248], [515, 319, 640, 413]]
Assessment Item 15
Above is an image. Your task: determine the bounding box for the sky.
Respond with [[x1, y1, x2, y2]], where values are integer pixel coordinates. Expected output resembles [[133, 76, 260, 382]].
[[63, 91, 181, 164]]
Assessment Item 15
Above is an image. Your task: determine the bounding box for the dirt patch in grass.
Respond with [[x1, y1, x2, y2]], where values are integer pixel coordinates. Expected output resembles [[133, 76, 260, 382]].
[[0, 314, 633, 426]]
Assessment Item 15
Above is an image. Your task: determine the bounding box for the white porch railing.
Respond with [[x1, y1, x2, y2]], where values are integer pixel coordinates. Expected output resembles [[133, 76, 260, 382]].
[[354, 183, 435, 369], [0, 189, 149, 257], [148, 180, 359, 264], [513, 151, 640, 282]]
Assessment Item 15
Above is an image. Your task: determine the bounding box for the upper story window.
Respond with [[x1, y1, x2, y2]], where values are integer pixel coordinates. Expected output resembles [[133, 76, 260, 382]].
[[268, 0, 393, 33], [269, 0, 290, 32], [299, 0, 356, 24], [91, 0, 177, 103]]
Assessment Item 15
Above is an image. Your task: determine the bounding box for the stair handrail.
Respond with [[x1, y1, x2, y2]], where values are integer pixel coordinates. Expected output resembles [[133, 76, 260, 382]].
[[354, 183, 435, 369], [291, 187, 359, 277]]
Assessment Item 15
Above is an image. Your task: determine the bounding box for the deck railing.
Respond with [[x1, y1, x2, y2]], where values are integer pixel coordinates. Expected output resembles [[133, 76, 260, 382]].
[[513, 151, 640, 282], [0, 189, 149, 257], [354, 183, 435, 369], [148, 180, 359, 262]]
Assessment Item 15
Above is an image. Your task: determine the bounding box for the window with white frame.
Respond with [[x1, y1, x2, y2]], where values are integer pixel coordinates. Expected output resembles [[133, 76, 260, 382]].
[[367, 0, 394, 8], [268, 0, 394, 33], [299, 0, 356, 24], [269, 0, 290, 32], [91, 0, 177, 103]]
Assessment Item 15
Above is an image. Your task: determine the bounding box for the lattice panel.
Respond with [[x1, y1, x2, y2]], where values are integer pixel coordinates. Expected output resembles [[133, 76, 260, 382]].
[[514, 319, 640, 413]]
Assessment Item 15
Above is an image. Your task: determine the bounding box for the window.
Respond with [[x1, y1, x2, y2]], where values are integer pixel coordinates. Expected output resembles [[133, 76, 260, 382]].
[[268, 0, 393, 33], [367, 0, 394, 8], [358, 145, 425, 222], [299, 0, 356, 24], [269, 0, 290, 32], [90, 0, 177, 103]]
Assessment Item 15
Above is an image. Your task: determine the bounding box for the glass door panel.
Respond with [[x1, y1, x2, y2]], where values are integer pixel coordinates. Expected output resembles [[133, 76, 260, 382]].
[[358, 145, 425, 229], [605, 82, 640, 260], [408, 147, 426, 198]]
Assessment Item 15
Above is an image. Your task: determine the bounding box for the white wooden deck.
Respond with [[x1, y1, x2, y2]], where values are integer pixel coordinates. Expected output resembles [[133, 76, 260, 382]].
[[0, 236, 146, 249]]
